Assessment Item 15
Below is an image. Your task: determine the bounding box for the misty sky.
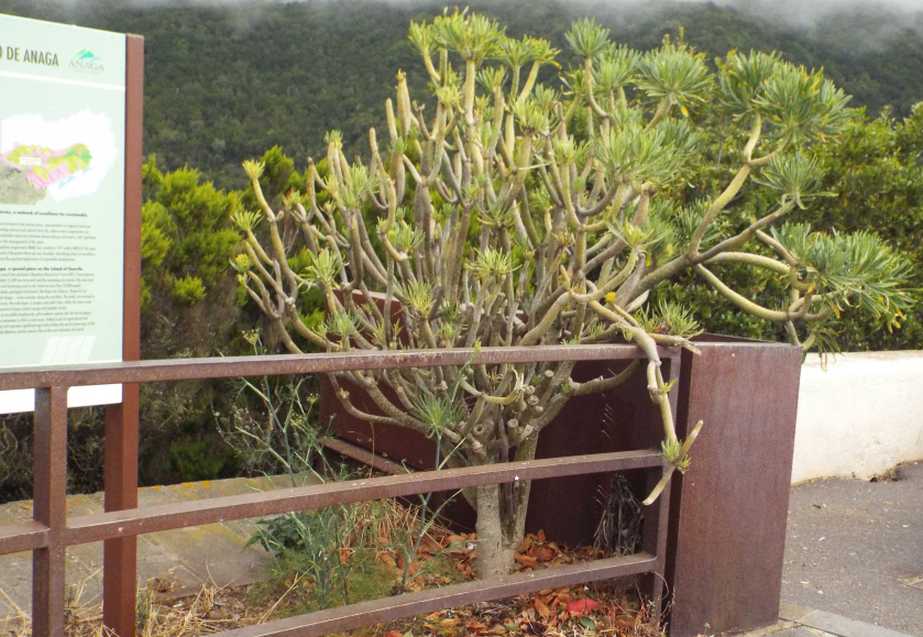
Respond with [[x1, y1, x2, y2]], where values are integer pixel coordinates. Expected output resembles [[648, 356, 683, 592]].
[[51, 0, 923, 33], [115, 0, 923, 8]]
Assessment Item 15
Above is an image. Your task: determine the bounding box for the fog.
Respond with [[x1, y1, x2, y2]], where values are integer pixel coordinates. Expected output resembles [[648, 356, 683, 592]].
[[87, 0, 923, 19], [41, 0, 923, 38]]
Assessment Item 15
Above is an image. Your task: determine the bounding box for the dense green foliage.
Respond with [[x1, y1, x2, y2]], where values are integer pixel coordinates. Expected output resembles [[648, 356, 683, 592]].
[[809, 106, 923, 349], [2, 0, 922, 187], [141, 159, 241, 314], [663, 105, 923, 349], [137, 158, 245, 483]]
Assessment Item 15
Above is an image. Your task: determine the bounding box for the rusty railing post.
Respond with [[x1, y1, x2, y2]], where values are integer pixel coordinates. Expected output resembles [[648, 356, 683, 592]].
[[32, 386, 68, 637], [103, 394, 139, 635], [103, 31, 144, 637]]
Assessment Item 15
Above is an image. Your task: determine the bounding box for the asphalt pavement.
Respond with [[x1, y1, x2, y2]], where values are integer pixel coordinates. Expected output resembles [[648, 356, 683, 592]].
[[781, 461, 923, 635]]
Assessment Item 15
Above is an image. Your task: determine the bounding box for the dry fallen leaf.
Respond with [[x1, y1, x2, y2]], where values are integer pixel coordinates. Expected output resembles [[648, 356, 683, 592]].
[[533, 546, 557, 562], [533, 596, 553, 620], [515, 554, 539, 568], [567, 598, 600, 617], [377, 552, 398, 569]]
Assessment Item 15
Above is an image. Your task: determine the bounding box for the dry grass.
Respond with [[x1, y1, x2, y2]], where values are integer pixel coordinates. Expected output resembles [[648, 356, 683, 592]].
[[1, 578, 283, 636]]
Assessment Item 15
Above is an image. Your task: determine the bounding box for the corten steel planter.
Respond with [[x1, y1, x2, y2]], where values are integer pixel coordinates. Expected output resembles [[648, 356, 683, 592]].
[[524, 358, 672, 545], [665, 338, 802, 636], [318, 357, 672, 539], [319, 337, 802, 636]]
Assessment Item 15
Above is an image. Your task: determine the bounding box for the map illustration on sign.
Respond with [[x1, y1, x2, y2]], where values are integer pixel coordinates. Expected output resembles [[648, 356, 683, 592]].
[[0, 111, 116, 204]]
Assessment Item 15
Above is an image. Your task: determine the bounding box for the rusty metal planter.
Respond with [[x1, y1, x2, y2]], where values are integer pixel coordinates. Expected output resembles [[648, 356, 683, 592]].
[[665, 338, 802, 636], [320, 355, 677, 543], [321, 338, 803, 636]]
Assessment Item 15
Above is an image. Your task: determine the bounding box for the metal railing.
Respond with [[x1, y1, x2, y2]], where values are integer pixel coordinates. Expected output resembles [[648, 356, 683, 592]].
[[0, 344, 676, 637]]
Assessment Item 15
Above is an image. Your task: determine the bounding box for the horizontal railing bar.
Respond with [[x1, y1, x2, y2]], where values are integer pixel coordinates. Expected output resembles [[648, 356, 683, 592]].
[[0, 521, 49, 555], [217, 551, 657, 637], [0, 344, 679, 391], [64, 449, 663, 546]]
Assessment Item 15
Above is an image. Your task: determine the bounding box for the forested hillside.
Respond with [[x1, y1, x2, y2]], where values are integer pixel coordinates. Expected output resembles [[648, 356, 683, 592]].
[[2, 0, 922, 186]]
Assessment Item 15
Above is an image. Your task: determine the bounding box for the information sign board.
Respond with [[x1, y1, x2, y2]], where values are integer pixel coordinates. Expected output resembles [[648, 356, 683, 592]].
[[0, 14, 129, 412]]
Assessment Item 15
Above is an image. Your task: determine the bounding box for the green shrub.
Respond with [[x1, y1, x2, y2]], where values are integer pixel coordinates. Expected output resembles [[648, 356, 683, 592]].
[[132, 158, 250, 486], [807, 105, 923, 349], [171, 275, 207, 304], [251, 503, 394, 612], [667, 104, 923, 350], [168, 436, 234, 482]]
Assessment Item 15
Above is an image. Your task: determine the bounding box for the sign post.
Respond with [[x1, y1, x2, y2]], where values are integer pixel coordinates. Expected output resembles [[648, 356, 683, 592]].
[[102, 33, 143, 637], [0, 14, 142, 636]]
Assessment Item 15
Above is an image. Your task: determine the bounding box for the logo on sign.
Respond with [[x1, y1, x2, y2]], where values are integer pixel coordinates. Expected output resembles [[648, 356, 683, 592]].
[[70, 49, 104, 73]]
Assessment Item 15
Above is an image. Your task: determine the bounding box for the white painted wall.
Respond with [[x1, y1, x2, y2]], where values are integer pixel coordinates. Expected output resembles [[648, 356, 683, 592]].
[[791, 351, 923, 483]]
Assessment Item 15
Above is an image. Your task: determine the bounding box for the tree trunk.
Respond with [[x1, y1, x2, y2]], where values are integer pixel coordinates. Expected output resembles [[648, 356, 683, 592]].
[[475, 484, 516, 578], [474, 434, 542, 578]]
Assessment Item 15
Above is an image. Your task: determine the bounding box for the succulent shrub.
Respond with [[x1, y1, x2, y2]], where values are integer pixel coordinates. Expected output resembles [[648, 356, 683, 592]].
[[235, 12, 912, 577]]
